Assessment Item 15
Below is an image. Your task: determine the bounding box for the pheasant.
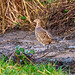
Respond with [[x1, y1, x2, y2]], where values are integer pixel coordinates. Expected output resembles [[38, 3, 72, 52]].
[[33, 19, 62, 58], [34, 19, 62, 47]]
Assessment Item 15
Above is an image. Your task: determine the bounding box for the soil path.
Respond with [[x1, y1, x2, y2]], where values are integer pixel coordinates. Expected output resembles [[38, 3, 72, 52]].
[[0, 30, 75, 74]]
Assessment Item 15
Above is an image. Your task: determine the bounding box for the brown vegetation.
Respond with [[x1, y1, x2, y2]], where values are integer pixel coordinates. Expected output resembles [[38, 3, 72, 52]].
[[0, 0, 75, 34], [47, 1, 75, 36]]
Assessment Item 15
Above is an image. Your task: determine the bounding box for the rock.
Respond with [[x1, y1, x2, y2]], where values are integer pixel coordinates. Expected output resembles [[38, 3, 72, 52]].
[[68, 46, 75, 49]]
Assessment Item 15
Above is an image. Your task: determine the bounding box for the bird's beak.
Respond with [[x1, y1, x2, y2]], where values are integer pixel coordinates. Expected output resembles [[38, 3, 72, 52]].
[[33, 20, 36, 26], [33, 20, 35, 22]]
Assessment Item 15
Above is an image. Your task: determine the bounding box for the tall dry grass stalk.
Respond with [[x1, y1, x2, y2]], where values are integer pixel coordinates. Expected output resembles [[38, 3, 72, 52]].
[[0, 0, 5, 33], [0, 0, 19, 33], [0, 0, 74, 33]]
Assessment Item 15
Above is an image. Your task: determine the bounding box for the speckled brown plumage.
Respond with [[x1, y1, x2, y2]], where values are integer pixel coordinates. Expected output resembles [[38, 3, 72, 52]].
[[34, 19, 53, 46]]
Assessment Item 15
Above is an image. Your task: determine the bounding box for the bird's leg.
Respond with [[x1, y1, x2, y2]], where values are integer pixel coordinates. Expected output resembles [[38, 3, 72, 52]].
[[38, 44, 49, 54], [48, 44, 51, 49], [35, 44, 51, 59], [38, 44, 50, 59], [42, 45, 45, 48], [45, 44, 50, 50], [42, 44, 50, 53]]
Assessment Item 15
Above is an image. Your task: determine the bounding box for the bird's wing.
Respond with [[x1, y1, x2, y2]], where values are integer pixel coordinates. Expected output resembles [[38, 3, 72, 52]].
[[37, 28, 52, 41]]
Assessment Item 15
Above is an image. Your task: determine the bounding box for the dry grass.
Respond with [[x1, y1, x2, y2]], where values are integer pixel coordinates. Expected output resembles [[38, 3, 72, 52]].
[[0, 0, 74, 33], [47, 0, 75, 36]]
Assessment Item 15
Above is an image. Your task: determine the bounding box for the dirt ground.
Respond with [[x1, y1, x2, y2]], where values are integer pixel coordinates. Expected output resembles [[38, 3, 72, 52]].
[[0, 30, 75, 60], [0, 30, 75, 74]]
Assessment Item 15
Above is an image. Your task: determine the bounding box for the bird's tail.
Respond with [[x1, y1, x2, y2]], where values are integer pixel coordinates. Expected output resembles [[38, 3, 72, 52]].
[[52, 37, 63, 41]]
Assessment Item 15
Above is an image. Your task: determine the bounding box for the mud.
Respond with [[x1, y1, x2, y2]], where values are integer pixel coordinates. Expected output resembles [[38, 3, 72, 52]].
[[0, 30, 75, 74]]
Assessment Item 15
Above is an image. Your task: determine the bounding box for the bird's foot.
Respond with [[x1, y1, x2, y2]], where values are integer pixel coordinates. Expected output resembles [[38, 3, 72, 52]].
[[45, 44, 50, 49], [42, 45, 45, 48], [48, 45, 51, 49]]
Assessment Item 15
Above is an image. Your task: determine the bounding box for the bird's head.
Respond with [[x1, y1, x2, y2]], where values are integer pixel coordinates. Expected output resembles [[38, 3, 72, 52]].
[[33, 19, 41, 27], [33, 19, 41, 24]]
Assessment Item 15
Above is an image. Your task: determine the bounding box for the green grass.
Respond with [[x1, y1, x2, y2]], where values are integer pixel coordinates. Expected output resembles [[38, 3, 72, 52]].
[[0, 59, 67, 75]]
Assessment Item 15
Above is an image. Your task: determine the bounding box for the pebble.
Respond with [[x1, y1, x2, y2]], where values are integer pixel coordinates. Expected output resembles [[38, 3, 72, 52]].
[[69, 50, 75, 52], [68, 46, 75, 49], [49, 59, 56, 62], [66, 58, 72, 63]]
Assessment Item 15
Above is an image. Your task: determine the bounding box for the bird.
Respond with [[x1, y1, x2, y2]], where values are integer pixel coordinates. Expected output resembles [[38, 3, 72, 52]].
[[33, 19, 62, 58], [34, 19, 62, 47]]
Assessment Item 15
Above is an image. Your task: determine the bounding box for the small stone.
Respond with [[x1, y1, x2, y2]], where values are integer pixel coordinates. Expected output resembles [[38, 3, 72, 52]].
[[68, 46, 75, 49], [37, 58, 42, 62], [64, 57, 70, 59], [69, 50, 75, 52], [73, 43, 75, 45], [61, 57, 65, 59], [66, 58, 72, 63], [49, 59, 56, 62], [69, 40, 74, 42]]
